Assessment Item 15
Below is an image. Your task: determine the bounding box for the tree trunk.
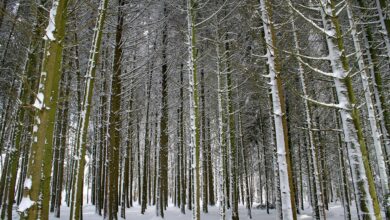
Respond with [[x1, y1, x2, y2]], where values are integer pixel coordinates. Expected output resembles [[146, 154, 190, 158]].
[[346, 2, 389, 211], [216, 38, 226, 220], [186, 0, 200, 219], [180, 63, 186, 214], [158, 4, 169, 217], [69, 0, 109, 218], [320, 1, 381, 219], [141, 61, 153, 214], [107, 0, 126, 218], [201, 69, 208, 213], [259, 0, 296, 219], [20, 1, 69, 219]]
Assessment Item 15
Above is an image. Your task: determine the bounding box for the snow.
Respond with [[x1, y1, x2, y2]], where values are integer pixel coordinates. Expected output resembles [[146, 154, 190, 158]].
[[33, 92, 44, 110], [347, 2, 389, 196], [24, 177, 32, 190], [375, 0, 390, 59], [43, 1, 59, 41], [17, 197, 35, 213], [12, 3, 20, 15], [43, 203, 352, 220], [259, 0, 293, 219]]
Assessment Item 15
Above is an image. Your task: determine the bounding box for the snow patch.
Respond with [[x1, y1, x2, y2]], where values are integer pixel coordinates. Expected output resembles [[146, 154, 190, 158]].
[[33, 92, 44, 110], [35, 116, 40, 125], [18, 197, 35, 212], [24, 177, 32, 189], [12, 3, 20, 15], [43, 1, 59, 41]]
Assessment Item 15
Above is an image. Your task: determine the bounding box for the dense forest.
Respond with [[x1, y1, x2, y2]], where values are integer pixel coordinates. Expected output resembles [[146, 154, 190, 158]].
[[0, 0, 390, 219]]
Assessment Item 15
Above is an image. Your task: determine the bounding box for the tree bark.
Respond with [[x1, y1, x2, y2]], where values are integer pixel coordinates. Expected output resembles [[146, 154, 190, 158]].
[[20, 0, 69, 219]]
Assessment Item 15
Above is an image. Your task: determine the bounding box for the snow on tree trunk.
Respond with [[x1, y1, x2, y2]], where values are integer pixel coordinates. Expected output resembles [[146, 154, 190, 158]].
[[347, 1, 389, 200], [216, 40, 226, 220], [320, 0, 381, 219], [180, 64, 187, 215], [19, 0, 69, 219], [158, 3, 169, 217], [187, 0, 200, 219], [5, 3, 42, 218], [69, 0, 109, 219], [259, 0, 295, 219], [238, 110, 251, 219]]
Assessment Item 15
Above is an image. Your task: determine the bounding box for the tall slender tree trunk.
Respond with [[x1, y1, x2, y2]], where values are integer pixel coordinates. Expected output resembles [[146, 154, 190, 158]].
[[121, 98, 132, 218], [333, 88, 351, 220], [4, 2, 43, 218], [288, 2, 325, 218], [187, 0, 200, 219], [107, 0, 126, 218], [320, 1, 381, 219], [54, 70, 70, 218], [158, 4, 169, 217], [346, 2, 389, 212], [259, 0, 296, 219], [20, 1, 69, 219], [216, 38, 226, 220], [207, 118, 215, 206], [223, 40, 239, 220], [0, 0, 8, 29], [238, 110, 251, 218], [201, 69, 208, 213], [141, 63, 153, 214], [357, 0, 390, 167], [180, 63, 186, 214]]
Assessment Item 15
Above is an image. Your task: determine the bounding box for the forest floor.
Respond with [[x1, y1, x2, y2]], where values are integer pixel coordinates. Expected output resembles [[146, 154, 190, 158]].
[[38, 202, 350, 220]]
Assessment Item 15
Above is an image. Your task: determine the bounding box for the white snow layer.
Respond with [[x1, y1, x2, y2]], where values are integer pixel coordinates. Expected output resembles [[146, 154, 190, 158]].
[[24, 178, 32, 190], [18, 196, 35, 212], [41, 202, 356, 220], [33, 92, 44, 110], [43, 1, 59, 41]]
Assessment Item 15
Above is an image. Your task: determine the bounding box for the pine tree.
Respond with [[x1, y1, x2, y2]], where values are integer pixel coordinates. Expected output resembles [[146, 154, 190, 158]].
[[259, 0, 296, 219], [158, 3, 169, 217], [287, 1, 325, 217], [19, 0, 69, 219], [319, 1, 382, 218], [186, 0, 200, 219]]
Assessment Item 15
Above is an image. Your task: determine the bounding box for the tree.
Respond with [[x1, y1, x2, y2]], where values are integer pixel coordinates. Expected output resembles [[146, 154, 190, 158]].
[[19, 0, 69, 219], [186, 0, 200, 219], [319, 1, 381, 218], [287, 1, 325, 218], [259, 0, 296, 219], [158, 2, 169, 217], [69, 0, 109, 218]]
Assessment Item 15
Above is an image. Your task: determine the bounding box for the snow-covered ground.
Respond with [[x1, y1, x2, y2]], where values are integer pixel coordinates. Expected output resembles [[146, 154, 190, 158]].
[[42, 203, 351, 220]]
